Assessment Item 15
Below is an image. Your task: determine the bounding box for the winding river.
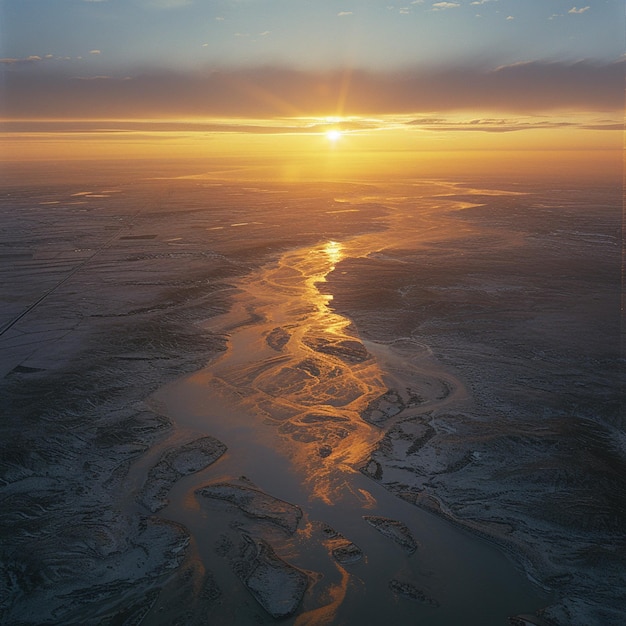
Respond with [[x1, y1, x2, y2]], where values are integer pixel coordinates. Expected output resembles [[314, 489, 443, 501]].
[[149, 187, 547, 624]]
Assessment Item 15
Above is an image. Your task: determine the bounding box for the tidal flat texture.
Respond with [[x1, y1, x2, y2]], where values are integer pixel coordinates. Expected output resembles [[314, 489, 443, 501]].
[[1, 161, 624, 625]]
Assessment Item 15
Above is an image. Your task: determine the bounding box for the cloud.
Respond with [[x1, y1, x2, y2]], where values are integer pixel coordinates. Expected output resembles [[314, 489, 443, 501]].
[[505, 15, 514, 20], [0, 56, 44, 65], [3, 115, 620, 137], [407, 116, 623, 133], [0, 117, 382, 135], [2, 60, 623, 119], [0, 53, 97, 65], [432, 2, 460, 10], [470, 0, 498, 5], [581, 123, 623, 131], [568, 6, 590, 14], [408, 117, 578, 132], [73, 75, 114, 81], [337, 12, 353, 17], [136, 0, 193, 9]]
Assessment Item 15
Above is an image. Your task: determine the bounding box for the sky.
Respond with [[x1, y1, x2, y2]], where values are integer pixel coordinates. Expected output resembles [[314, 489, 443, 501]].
[[1, 0, 623, 117], [0, 0, 623, 169], [1, 0, 624, 70]]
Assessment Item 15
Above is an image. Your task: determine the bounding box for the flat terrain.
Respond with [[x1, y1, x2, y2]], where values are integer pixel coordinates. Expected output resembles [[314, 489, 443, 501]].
[[0, 160, 623, 625]]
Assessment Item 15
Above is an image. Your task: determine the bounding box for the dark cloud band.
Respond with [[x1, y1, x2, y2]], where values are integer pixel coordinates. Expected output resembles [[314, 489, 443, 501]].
[[2, 60, 623, 119]]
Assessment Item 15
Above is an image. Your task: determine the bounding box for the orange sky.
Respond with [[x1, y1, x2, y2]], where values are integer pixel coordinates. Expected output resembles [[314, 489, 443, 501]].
[[1, 127, 618, 187], [1, 110, 622, 184]]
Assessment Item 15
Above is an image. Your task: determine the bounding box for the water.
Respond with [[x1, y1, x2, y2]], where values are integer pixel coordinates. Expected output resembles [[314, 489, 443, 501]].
[[152, 185, 548, 624]]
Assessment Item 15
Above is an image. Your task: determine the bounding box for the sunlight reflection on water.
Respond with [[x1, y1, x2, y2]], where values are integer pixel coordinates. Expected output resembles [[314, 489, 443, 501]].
[[153, 186, 550, 624], [324, 240, 343, 268]]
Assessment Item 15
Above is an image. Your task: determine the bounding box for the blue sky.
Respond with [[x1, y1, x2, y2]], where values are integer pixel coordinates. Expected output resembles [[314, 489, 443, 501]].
[[2, 0, 623, 71], [0, 1, 623, 120]]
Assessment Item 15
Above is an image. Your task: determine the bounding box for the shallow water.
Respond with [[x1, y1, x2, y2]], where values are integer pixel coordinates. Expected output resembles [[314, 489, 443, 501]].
[[152, 183, 548, 624]]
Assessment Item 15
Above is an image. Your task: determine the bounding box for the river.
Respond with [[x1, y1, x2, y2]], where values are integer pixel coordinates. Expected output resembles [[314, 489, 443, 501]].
[[150, 184, 547, 624]]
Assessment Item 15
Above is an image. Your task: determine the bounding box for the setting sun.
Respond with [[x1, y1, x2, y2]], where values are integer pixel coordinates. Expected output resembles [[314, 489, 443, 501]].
[[326, 129, 342, 142]]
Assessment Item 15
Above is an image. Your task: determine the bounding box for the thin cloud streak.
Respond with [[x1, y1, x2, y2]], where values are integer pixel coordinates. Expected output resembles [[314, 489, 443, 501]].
[[2, 60, 623, 120], [432, 3, 461, 10], [568, 6, 590, 15], [0, 119, 379, 134], [406, 117, 621, 132], [1, 117, 619, 135]]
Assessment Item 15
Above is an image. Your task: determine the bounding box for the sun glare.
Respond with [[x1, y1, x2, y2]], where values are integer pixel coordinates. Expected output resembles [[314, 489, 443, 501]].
[[326, 129, 342, 142]]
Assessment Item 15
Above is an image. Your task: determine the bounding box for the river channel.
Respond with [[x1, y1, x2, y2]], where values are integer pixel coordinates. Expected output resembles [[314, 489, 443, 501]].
[[150, 187, 547, 624]]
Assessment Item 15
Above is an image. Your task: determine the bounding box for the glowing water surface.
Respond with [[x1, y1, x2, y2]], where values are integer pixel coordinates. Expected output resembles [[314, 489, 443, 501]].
[[151, 186, 547, 624]]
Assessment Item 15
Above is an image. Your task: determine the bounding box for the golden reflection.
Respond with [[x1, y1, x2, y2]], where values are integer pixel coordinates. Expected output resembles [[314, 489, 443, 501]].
[[357, 488, 377, 509], [200, 236, 386, 505], [180, 233, 386, 506], [324, 240, 343, 268], [294, 565, 350, 626], [261, 238, 386, 504]]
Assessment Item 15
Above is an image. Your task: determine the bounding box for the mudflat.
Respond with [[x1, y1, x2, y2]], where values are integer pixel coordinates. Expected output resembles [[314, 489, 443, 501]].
[[1, 160, 623, 625]]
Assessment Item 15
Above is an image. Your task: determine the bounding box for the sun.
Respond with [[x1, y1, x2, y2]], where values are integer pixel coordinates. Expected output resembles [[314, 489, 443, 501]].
[[326, 129, 342, 142]]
